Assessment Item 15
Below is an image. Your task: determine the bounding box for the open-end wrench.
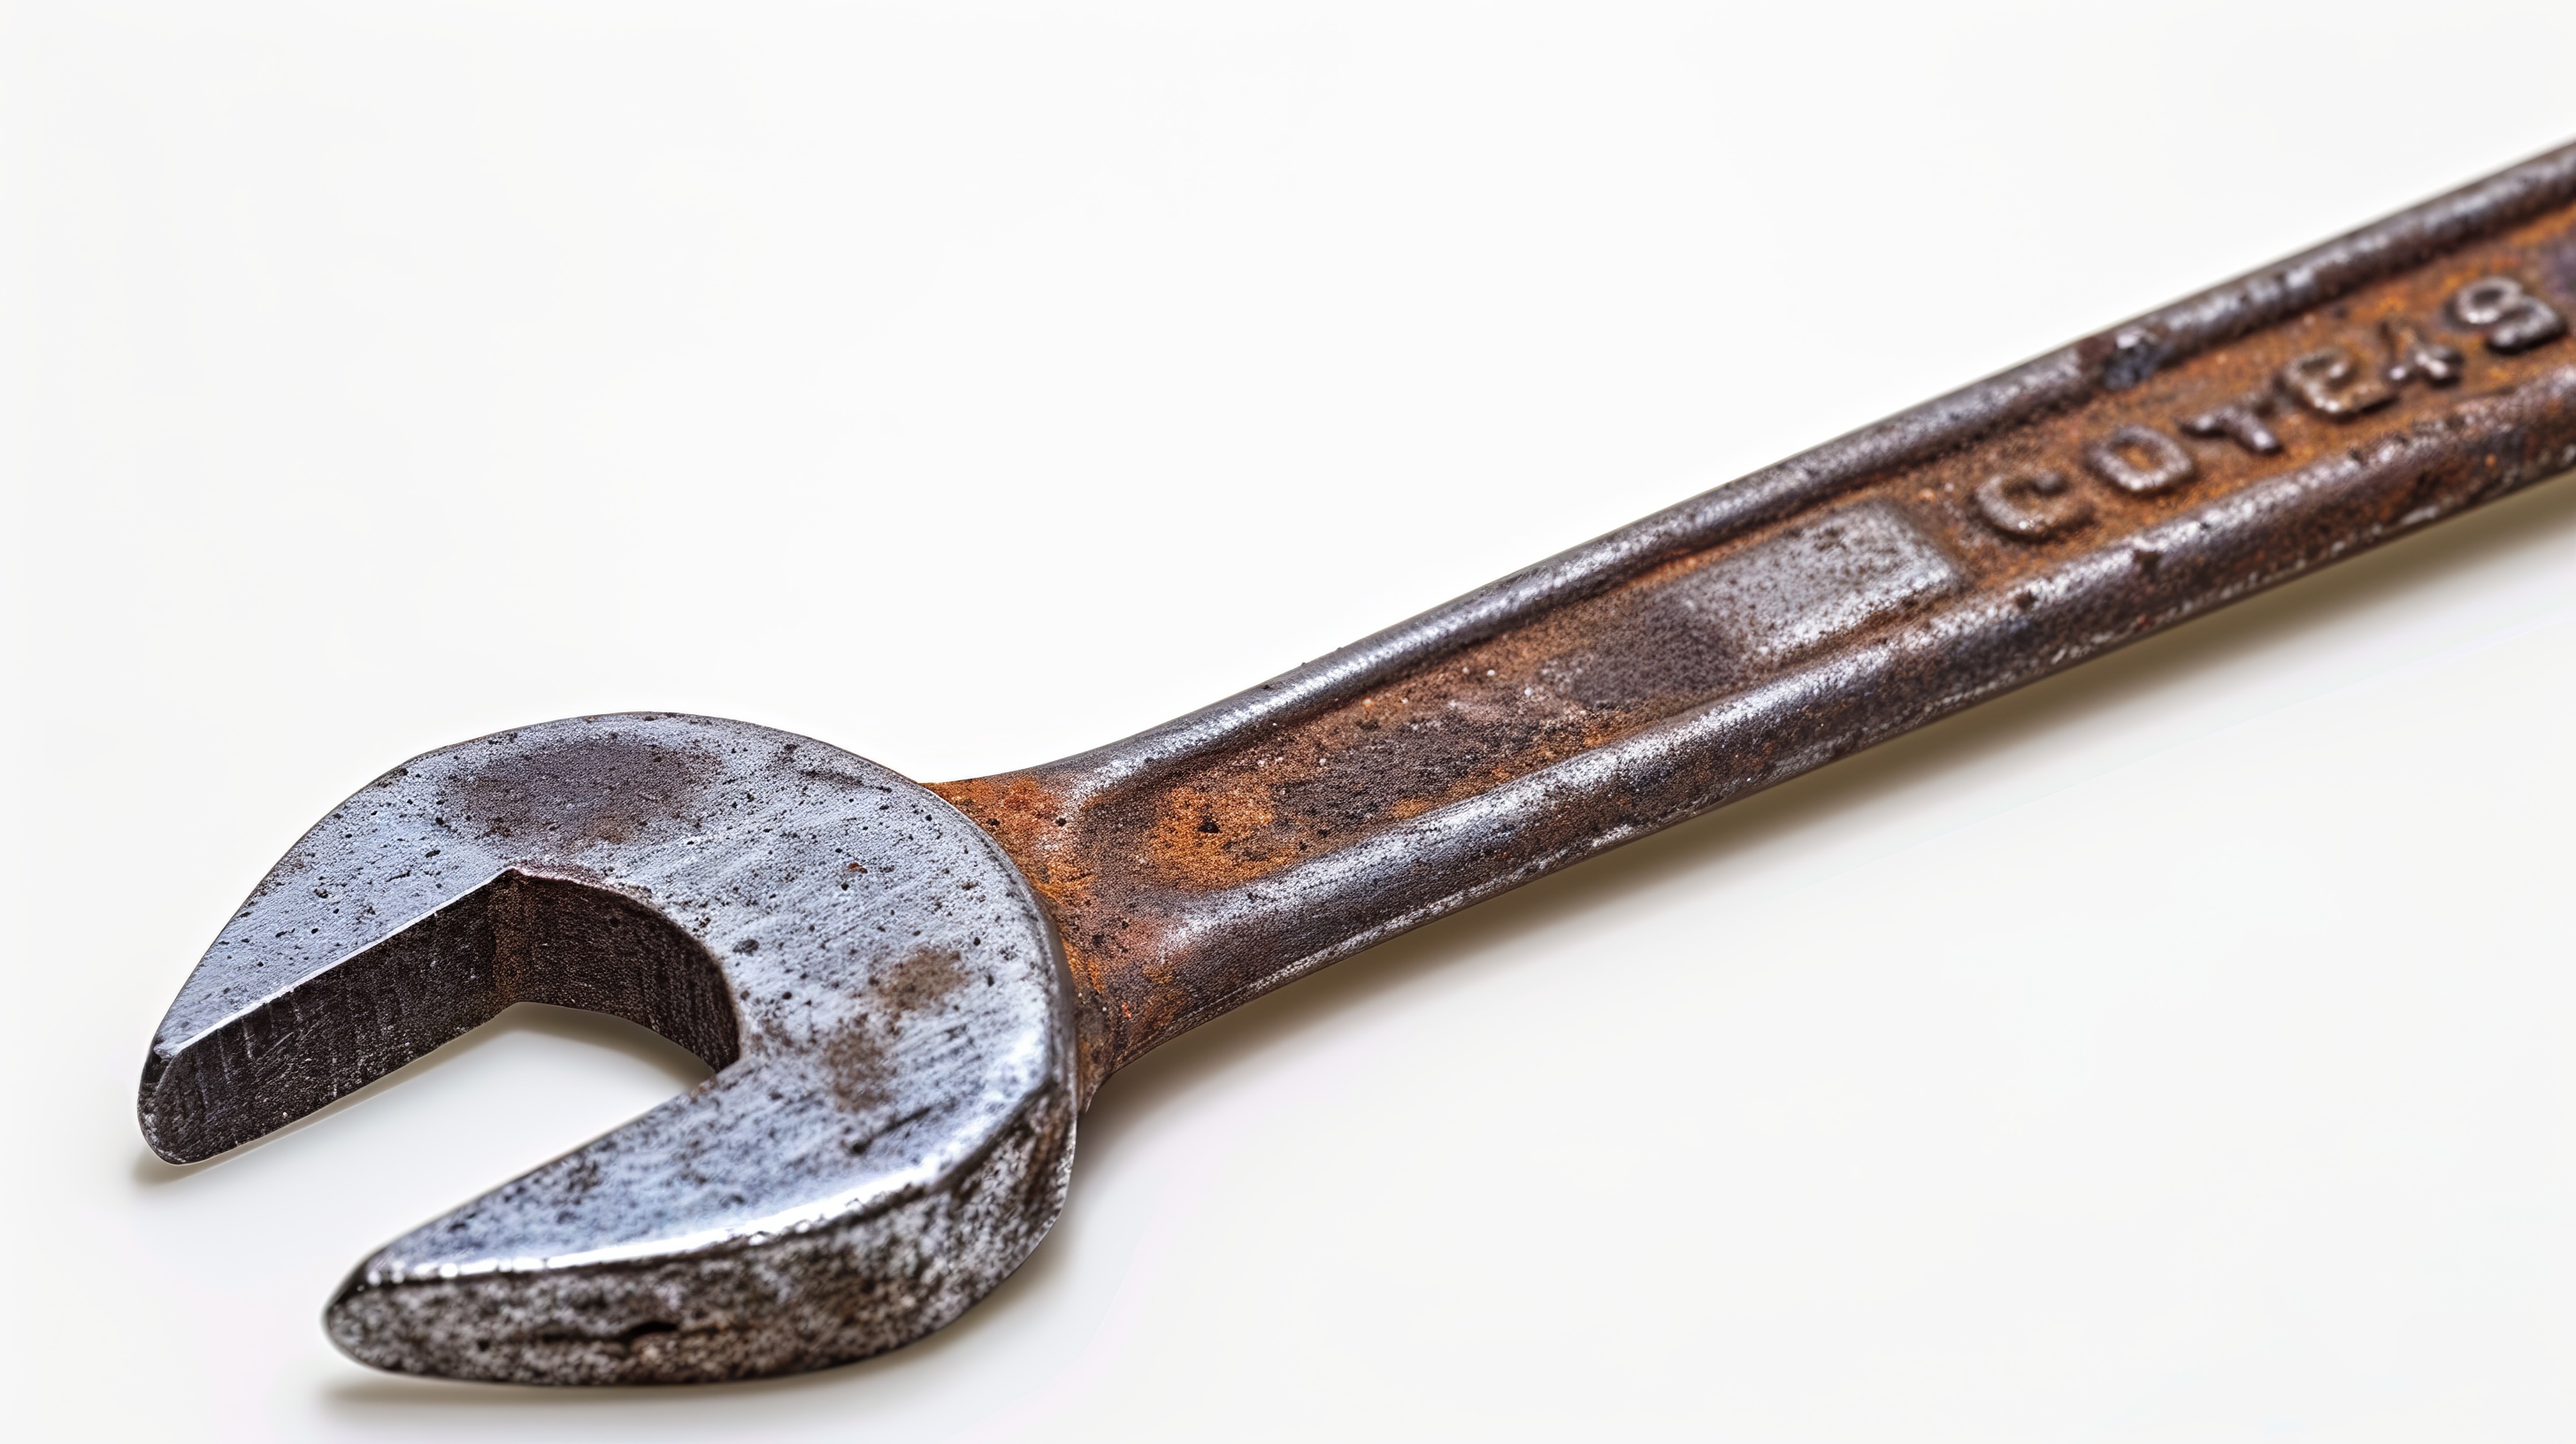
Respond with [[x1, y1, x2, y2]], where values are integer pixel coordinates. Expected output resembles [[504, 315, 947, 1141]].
[[142, 142, 2576, 1385]]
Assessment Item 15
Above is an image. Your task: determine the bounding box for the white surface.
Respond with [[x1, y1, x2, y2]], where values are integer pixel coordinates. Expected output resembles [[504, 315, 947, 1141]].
[[7, 2, 2576, 1438]]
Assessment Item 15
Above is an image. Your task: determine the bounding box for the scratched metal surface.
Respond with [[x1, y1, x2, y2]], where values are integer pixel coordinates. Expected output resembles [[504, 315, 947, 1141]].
[[936, 143, 2576, 1095], [142, 715, 1076, 1383]]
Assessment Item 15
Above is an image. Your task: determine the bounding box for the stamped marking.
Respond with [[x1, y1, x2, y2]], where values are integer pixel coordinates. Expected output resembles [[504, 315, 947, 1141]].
[[1973, 471, 2092, 540], [2380, 318, 2462, 386], [1959, 271, 2568, 552], [1670, 502, 1959, 664], [2083, 425, 2197, 495], [2451, 275, 2566, 352], [2181, 392, 2283, 455], [2279, 347, 2393, 418]]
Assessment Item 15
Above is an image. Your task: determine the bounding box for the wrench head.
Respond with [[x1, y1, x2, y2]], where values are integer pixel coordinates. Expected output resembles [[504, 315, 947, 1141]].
[[139, 714, 1077, 1384]]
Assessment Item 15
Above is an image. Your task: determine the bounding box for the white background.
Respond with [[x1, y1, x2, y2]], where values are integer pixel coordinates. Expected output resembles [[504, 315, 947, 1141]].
[[8, 2, 2576, 1439]]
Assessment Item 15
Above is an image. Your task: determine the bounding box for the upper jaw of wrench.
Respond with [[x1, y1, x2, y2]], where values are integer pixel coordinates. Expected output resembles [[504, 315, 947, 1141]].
[[138, 713, 1077, 1384]]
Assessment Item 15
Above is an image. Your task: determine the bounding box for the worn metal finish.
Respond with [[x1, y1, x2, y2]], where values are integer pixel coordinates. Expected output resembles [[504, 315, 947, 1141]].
[[142, 716, 1075, 1383], [145, 141, 2576, 1384]]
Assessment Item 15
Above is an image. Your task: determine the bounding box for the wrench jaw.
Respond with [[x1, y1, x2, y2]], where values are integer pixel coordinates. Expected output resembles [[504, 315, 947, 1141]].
[[323, 1053, 1077, 1384], [138, 714, 1079, 1383], [138, 869, 744, 1166]]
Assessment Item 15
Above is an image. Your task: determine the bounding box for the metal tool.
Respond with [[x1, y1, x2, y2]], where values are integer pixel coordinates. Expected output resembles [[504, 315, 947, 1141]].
[[142, 142, 2576, 1385]]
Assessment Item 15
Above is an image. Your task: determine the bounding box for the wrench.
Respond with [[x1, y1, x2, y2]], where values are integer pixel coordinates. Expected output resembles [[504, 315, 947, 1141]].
[[142, 141, 2576, 1384]]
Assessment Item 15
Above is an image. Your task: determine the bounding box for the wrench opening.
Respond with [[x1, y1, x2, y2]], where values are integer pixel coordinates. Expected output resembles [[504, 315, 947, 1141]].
[[141, 872, 740, 1165], [142, 715, 1078, 1382]]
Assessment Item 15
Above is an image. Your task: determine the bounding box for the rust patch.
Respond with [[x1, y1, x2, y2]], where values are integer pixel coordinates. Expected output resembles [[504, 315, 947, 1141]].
[[930, 774, 1128, 1091], [812, 948, 964, 1114], [930, 780, 1077, 890], [880, 947, 968, 1017], [820, 1028, 890, 1112], [1141, 787, 1280, 887]]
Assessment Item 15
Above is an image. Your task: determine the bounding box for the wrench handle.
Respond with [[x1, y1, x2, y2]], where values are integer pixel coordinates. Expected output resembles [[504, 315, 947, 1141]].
[[939, 144, 2576, 1095]]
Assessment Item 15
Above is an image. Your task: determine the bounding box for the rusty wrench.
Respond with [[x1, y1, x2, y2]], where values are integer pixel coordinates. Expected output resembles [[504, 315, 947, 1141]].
[[142, 141, 2576, 1384]]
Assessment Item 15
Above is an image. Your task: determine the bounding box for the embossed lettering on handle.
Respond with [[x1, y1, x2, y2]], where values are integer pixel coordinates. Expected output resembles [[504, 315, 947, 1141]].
[[2453, 275, 2567, 352]]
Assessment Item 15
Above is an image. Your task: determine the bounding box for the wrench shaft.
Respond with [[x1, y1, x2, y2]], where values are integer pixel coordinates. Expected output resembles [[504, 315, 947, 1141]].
[[937, 146, 2576, 1094]]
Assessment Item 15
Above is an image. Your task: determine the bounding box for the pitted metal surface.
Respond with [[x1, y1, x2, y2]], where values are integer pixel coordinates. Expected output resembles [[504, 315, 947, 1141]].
[[142, 715, 1074, 1383], [143, 140, 2576, 1384]]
